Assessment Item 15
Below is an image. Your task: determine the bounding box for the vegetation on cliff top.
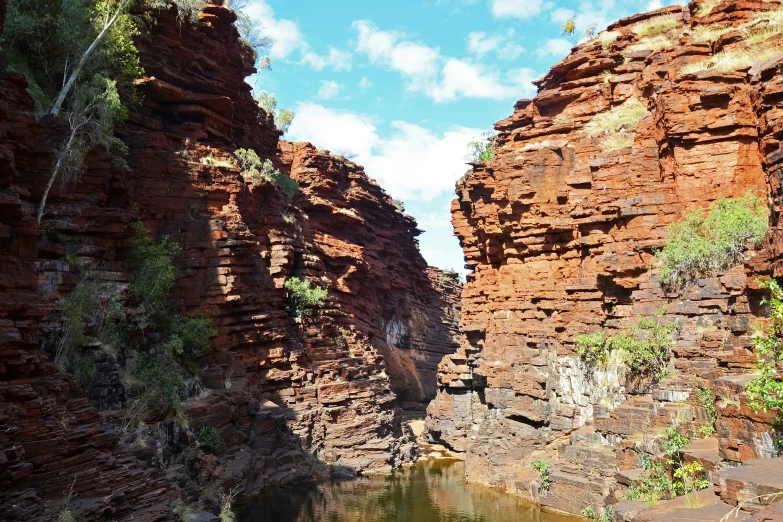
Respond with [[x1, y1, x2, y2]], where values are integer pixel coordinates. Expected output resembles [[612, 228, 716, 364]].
[[656, 194, 768, 287], [234, 148, 299, 200], [466, 130, 498, 162]]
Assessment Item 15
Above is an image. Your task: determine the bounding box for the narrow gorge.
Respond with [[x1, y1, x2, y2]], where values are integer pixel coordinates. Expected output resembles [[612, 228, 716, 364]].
[[2, 0, 783, 521]]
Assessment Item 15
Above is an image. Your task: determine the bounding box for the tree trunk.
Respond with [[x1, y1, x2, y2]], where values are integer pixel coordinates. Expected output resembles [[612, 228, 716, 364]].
[[50, 3, 123, 116], [37, 127, 78, 224]]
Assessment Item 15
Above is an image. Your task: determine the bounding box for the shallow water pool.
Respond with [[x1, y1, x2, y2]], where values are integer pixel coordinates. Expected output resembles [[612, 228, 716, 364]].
[[238, 459, 580, 522]]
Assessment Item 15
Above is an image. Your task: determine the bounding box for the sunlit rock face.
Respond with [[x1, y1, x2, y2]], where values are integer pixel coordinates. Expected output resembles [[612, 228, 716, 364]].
[[0, 1, 461, 519], [427, 0, 783, 516]]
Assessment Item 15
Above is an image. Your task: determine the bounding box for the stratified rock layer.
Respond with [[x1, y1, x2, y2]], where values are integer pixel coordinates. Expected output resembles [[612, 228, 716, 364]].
[[427, 0, 783, 518], [0, 1, 459, 519]]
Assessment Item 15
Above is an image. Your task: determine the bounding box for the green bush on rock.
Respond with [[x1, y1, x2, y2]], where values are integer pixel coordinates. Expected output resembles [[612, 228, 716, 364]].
[[234, 148, 299, 200], [284, 277, 328, 317], [657, 194, 768, 287], [746, 278, 783, 415], [575, 310, 681, 379]]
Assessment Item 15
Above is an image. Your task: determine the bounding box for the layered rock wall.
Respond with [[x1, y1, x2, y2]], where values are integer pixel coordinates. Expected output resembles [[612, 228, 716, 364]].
[[0, 2, 459, 519], [427, 0, 783, 517]]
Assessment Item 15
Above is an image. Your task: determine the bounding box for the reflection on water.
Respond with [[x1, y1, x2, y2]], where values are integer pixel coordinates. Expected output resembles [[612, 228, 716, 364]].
[[238, 459, 579, 522]]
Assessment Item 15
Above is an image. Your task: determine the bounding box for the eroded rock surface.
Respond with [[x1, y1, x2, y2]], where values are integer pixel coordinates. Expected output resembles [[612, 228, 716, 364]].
[[0, 1, 459, 519], [427, 0, 783, 517]]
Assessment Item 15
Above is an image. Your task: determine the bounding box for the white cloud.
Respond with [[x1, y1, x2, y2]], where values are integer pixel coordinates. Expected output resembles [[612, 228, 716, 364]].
[[645, 0, 662, 9], [287, 103, 483, 202], [317, 80, 343, 100], [507, 67, 539, 97], [358, 77, 372, 90], [489, 0, 553, 19], [353, 21, 531, 102], [535, 38, 573, 58], [467, 31, 524, 60], [429, 59, 518, 102], [467, 32, 502, 58], [243, 1, 305, 59], [287, 103, 379, 160], [244, 1, 351, 71], [302, 48, 352, 71]]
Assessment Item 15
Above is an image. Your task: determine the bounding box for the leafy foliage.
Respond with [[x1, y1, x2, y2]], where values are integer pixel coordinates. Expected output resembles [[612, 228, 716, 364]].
[[53, 276, 126, 387], [574, 331, 610, 367], [284, 277, 328, 317], [196, 425, 220, 453], [2, 0, 142, 113], [530, 459, 551, 490], [575, 311, 681, 378], [255, 91, 295, 133], [127, 221, 181, 314], [625, 428, 709, 502], [745, 278, 783, 414], [133, 354, 184, 412], [613, 314, 682, 377], [466, 131, 498, 162], [696, 388, 717, 438], [581, 505, 613, 522], [233, 148, 299, 200], [657, 194, 768, 287]]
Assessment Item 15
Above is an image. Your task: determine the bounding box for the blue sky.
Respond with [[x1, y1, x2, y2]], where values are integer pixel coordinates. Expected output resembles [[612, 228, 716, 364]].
[[243, 0, 684, 274]]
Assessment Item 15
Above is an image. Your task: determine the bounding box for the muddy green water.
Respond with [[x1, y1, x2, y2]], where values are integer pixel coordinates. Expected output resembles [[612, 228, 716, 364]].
[[238, 459, 580, 522]]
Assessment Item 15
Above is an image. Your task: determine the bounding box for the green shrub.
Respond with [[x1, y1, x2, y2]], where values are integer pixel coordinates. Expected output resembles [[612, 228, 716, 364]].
[[254, 91, 295, 133], [575, 331, 610, 367], [162, 314, 216, 373], [196, 425, 220, 453], [284, 277, 328, 317], [53, 277, 126, 387], [127, 221, 181, 313], [624, 429, 709, 503], [696, 388, 717, 438], [575, 311, 680, 378], [466, 131, 497, 162], [133, 355, 184, 412], [614, 315, 681, 377], [657, 194, 768, 287], [233, 149, 299, 200], [530, 459, 551, 490], [746, 278, 783, 414]]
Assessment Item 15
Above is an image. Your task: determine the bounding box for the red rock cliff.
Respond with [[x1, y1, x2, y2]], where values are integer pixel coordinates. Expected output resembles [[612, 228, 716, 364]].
[[427, 0, 783, 518], [0, 1, 459, 519]]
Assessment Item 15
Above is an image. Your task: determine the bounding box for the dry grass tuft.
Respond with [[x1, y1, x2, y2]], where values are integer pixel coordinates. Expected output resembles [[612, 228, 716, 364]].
[[680, 44, 783, 75], [691, 25, 732, 42], [599, 31, 621, 49], [584, 98, 649, 152], [627, 34, 674, 52], [697, 0, 722, 18], [632, 14, 680, 38]]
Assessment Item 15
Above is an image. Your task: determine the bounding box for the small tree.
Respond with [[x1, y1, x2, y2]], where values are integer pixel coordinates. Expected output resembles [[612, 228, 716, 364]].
[[37, 75, 128, 223], [50, 0, 133, 116], [466, 131, 498, 162], [561, 16, 597, 43], [255, 90, 295, 133]]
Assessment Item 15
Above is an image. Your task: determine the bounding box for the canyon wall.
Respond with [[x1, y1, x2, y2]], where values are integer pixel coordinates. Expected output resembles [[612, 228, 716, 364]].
[[0, 2, 459, 520], [427, 0, 783, 518]]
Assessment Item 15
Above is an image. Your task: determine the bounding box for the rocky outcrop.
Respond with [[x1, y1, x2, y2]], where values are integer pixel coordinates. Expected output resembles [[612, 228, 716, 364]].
[[281, 140, 462, 410], [427, 0, 783, 518], [0, 1, 459, 520]]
